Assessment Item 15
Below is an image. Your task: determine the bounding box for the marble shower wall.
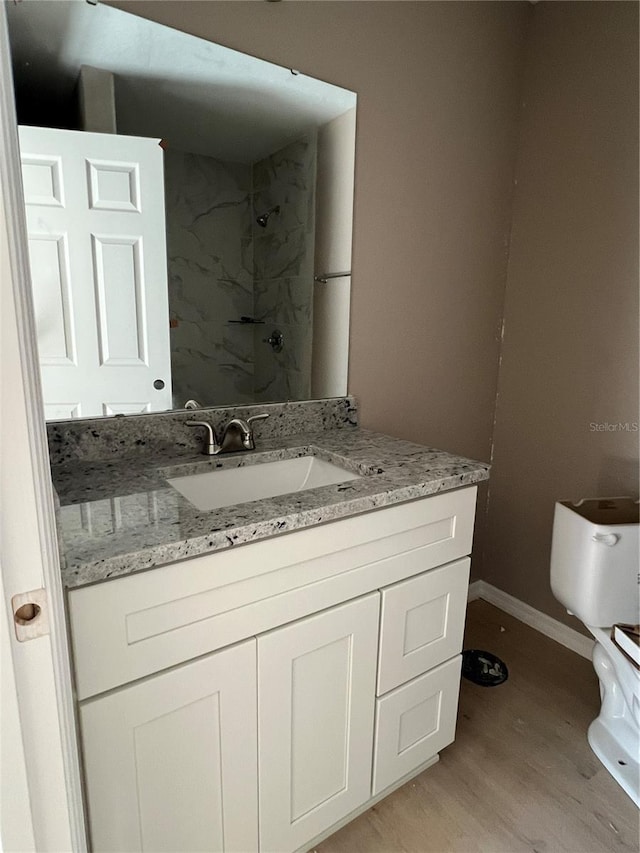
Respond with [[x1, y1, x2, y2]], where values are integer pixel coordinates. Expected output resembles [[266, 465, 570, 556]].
[[252, 134, 317, 403], [164, 134, 316, 407], [164, 150, 255, 407]]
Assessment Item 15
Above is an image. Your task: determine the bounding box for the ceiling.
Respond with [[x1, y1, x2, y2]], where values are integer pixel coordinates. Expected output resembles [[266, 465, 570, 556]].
[[7, 0, 356, 162]]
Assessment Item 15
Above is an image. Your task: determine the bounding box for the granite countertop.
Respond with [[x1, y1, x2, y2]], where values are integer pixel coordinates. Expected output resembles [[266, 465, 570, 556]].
[[52, 427, 490, 590]]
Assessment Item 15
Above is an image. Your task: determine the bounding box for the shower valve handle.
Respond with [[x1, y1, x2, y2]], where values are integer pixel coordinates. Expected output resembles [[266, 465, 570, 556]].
[[263, 330, 284, 353]]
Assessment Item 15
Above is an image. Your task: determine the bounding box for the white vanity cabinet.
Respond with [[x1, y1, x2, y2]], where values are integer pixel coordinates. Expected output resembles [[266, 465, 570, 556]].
[[69, 486, 477, 853]]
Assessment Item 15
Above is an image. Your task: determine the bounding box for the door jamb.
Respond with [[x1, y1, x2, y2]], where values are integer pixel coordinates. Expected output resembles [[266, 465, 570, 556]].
[[0, 3, 87, 848]]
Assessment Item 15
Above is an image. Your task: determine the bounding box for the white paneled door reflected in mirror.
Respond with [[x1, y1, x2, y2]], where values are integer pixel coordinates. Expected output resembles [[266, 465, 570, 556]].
[[7, 1, 356, 420]]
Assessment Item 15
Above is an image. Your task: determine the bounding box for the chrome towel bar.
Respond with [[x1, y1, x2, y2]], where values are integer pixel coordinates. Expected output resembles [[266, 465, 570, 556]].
[[313, 271, 351, 284]]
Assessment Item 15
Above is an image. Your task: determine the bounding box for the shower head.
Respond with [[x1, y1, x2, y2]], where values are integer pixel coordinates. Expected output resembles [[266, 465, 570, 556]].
[[256, 205, 280, 228]]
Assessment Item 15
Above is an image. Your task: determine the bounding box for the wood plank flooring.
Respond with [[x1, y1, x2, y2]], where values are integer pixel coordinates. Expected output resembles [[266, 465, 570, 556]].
[[315, 600, 639, 853]]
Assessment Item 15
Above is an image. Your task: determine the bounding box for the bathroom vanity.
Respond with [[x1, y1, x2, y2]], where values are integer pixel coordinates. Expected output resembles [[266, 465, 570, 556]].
[[50, 399, 489, 853]]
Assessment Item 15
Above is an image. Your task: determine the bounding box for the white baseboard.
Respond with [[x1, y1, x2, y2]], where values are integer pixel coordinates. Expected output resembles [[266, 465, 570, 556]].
[[467, 580, 594, 660], [467, 580, 484, 602]]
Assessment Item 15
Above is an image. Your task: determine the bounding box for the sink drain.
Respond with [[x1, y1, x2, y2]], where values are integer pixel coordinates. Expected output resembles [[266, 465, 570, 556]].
[[462, 649, 509, 686]]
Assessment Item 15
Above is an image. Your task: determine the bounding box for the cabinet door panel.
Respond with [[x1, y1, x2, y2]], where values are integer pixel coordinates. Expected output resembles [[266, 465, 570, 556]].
[[372, 655, 462, 795], [377, 557, 469, 694], [258, 594, 379, 853], [80, 640, 257, 852]]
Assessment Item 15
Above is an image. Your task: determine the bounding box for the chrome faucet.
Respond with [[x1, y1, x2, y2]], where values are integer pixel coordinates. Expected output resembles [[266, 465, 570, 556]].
[[187, 413, 269, 456]]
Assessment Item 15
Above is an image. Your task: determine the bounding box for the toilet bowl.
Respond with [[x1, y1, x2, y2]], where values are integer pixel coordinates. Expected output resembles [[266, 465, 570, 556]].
[[550, 497, 639, 806]]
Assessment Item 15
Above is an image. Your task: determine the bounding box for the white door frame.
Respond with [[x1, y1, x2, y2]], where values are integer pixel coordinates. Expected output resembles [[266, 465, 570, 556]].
[[0, 3, 86, 849]]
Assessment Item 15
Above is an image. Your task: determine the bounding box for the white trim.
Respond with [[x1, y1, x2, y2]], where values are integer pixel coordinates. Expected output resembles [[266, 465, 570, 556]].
[[0, 4, 87, 848], [467, 580, 594, 660], [1, 561, 37, 852], [467, 579, 483, 602]]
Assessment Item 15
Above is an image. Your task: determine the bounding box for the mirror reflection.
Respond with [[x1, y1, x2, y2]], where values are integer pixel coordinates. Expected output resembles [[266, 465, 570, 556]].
[[7, 1, 356, 420]]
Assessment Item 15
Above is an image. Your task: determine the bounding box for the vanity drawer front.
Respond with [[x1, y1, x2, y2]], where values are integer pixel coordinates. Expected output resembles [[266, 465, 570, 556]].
[[372, 655, 462, 796], [69, 487, 476, 699], [377, 557, 469, 695]]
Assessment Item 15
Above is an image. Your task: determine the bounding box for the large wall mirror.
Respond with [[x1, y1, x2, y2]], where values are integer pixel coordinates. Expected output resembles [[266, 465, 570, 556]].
[[7, 1, 356, 421]]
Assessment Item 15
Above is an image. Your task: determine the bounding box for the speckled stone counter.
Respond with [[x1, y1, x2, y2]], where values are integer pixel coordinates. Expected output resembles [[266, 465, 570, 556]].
[[52, 424, 489, 590]]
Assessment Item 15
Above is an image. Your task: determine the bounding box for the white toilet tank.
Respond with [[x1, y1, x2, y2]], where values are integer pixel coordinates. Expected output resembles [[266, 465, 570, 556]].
[[550, 497, 639, 627]]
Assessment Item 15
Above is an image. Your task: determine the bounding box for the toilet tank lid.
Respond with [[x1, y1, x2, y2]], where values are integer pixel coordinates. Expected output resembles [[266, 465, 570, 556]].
[[559, 497, 639, 526]]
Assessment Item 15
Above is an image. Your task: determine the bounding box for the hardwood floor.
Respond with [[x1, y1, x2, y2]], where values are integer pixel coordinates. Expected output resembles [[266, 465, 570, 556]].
[[315, 600, 639, 853]]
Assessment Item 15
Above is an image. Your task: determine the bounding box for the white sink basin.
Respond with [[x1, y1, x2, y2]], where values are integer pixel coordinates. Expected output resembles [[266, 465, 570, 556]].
[[167, 455, 362, 511]]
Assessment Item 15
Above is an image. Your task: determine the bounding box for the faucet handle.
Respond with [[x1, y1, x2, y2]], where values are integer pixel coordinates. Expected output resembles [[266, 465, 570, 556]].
[[187, 421, 220, 455], [246, 413, 269, 448], [247, 413, 269, 426]]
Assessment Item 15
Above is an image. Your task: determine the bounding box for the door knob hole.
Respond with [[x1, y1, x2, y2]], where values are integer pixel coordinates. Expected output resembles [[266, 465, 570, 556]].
[[14, 602, 41, 625]]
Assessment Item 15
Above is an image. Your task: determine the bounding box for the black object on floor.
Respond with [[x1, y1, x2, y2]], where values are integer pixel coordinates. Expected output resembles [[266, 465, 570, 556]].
[[462, 649, 509, 686]]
